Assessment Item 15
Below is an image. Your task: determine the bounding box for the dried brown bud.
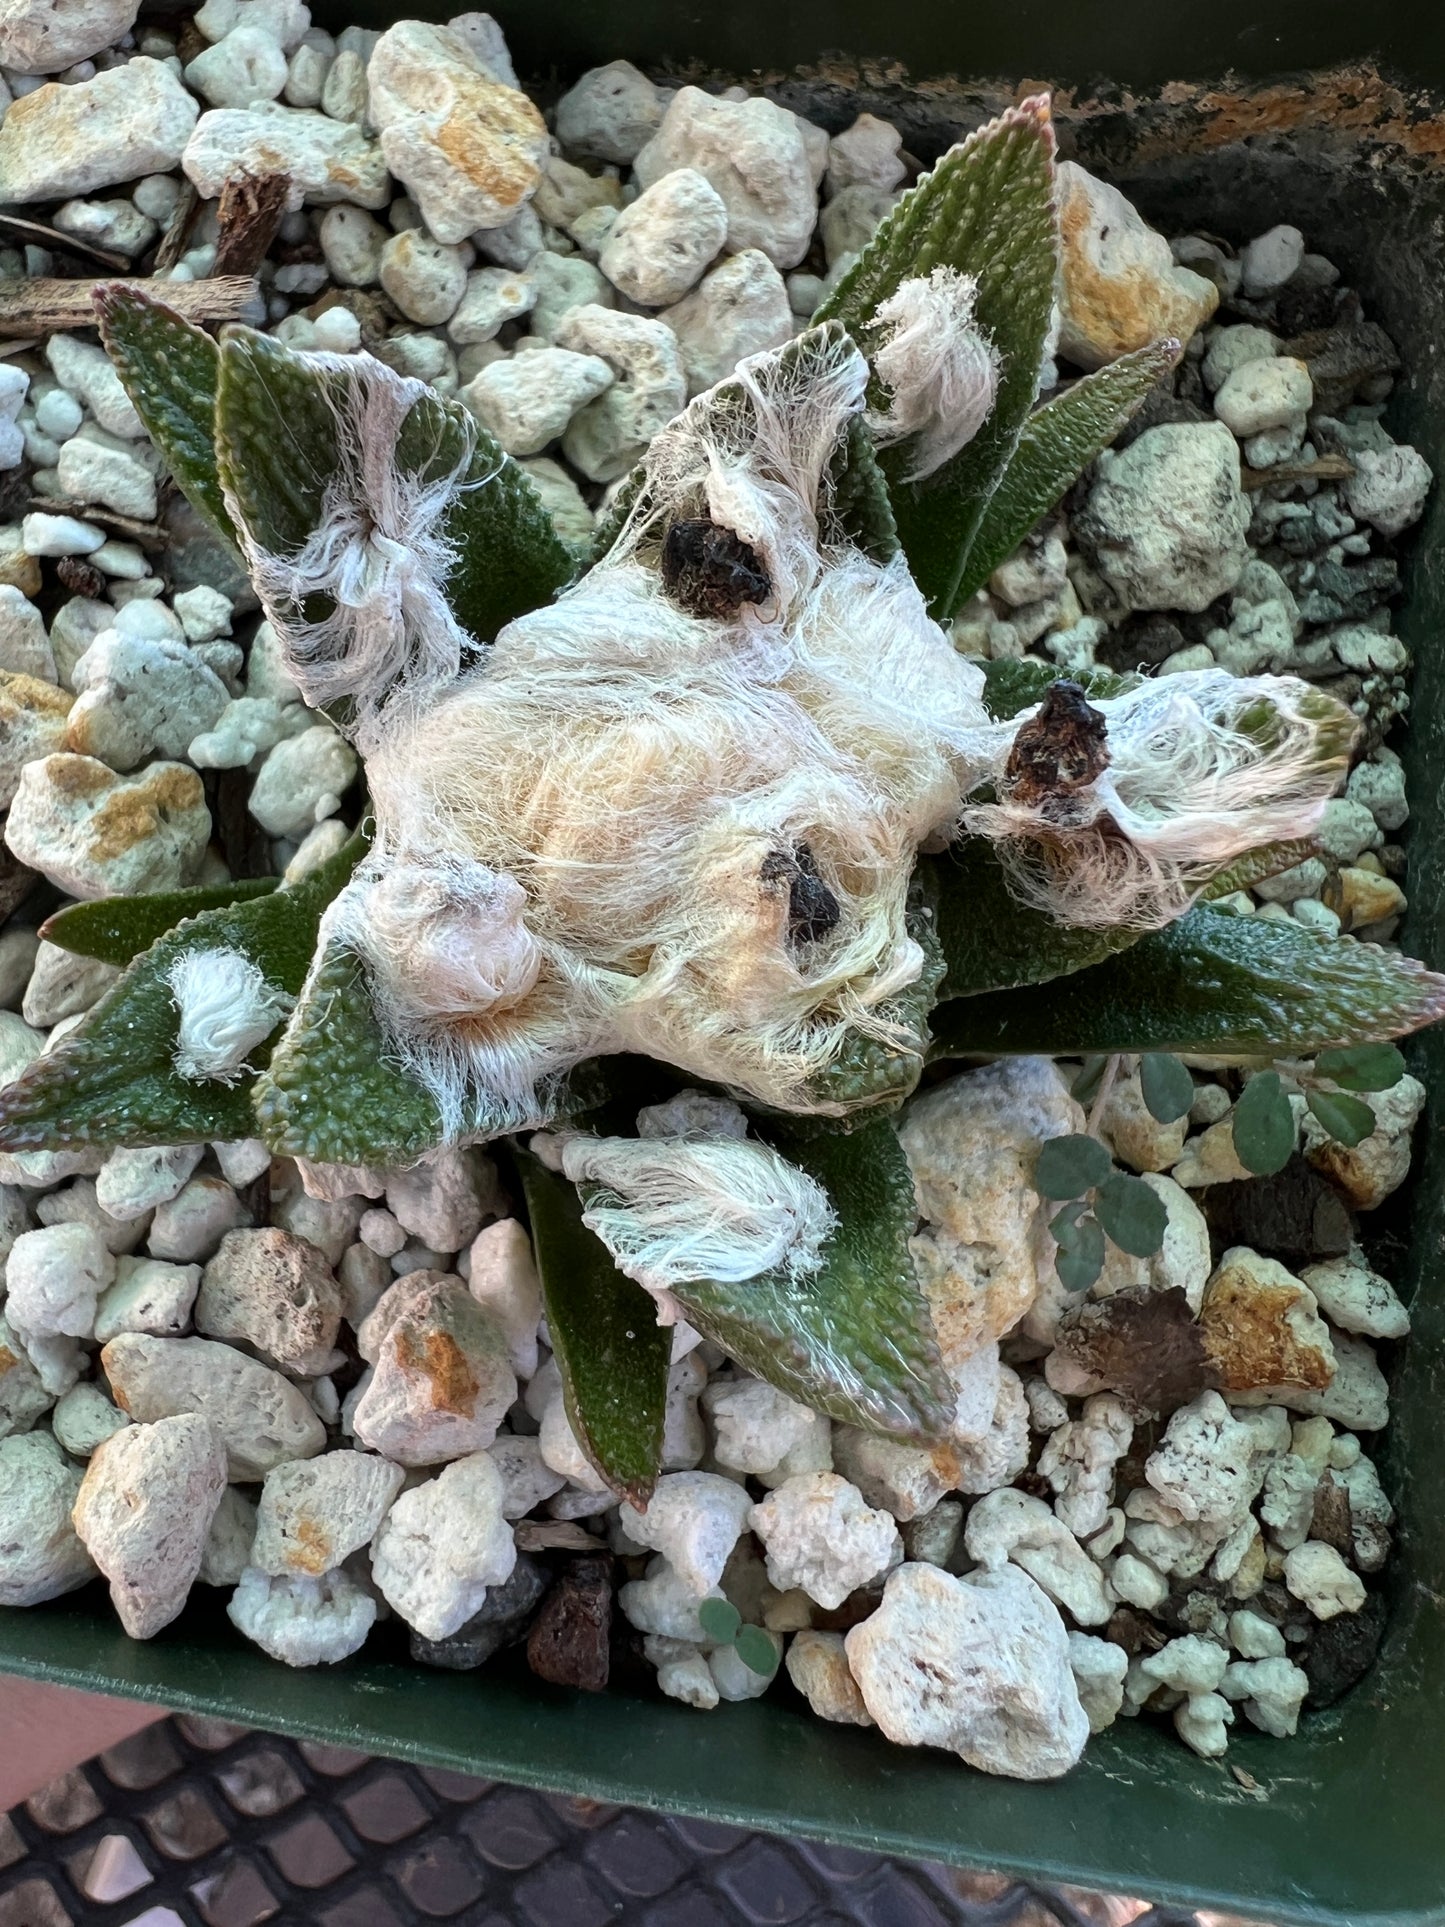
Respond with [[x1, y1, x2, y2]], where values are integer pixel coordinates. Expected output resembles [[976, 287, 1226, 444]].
[[760, 842, 841, 944], [1003, 679, 1110, 814], [661, 516, 771, 619]]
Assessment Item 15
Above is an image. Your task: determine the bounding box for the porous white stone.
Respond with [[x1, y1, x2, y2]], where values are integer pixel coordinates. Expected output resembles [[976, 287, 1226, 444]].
[[1220, 1655, 1309, 1737], [248, 725, 357, 838], [0, 0, 140, 73], [1055, 162, 1218, 370], [198, 1485, 258, 1587], [318, 203, 386, 286], [618, 1471, 754, 1597], [1037, 1394, 1134, 1539], [251, 1450, 404, 1577], [378, 227, 470, 325], [554, 304, 688, 482], [68, 630, 229, 772], [487, 1433, 567, 1518], [1239, 224, 1306, 297], [1175, 1692, 1234, 1757], [621, 1556, 727, 1642], [466, 1219, 542, 1379], [634, 86, 817, 270], [73, 1412, 227, 1638], [1214, 357, 1313, 438], [459, 345, 613, 457], [93, 1257, 201, 1344], [5, 1221, 115, 1341], [1342, 445, 1433, 536], [662, 248, 793, 398], [1299, 1254, 1410, 1341], [750, 1472, 902, 1610], [47, 336, 145, 440], [830, 1427, 961, 1525], [447, 265, 537, 343], [0, 670, 71, 811], [0, 1432, 94, 1605], [1068, 1631, 1129, 1733], [196, 1228, 343, 1377], [148, 1176, 249, 1263], [704, 1375, 823, 1478], [101, 1332, 326, 1479], [963, 1487, 1113, 1627], [0, 59, 198, 202], [184, 103, 389, 211], [20, 513, 105, 558], [51, 1381, 131, 1458], [228, 1563, 377, 1665], [370, 1450, 516, 1639], [901, 1057, 1080, 1372], [387, 1148, 501, 1254], [1077, 423, 1250, 612], [366, 17, 549, 244], [352, 1271, 517, 1466], [846, 1562, 1089, 1780], [826, 113, 906, 196], [599, 168, 728, 307], [555, 60, 664, 164], [4, 754, 210, 899], [1283, 1539, 1367, 1620], [185, 25, 289, 107], [710, 1631, 783, 1702], [1145, 1392, 1267, 1531], [0, 586, 53, 679], [194, 0, 311, 46]]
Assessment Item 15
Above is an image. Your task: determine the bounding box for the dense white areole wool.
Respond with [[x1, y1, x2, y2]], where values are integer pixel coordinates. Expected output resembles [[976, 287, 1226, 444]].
[[868, 268, 1001, 481], [167, 946, 295, 1084], [247, 330, 1354, 1138]]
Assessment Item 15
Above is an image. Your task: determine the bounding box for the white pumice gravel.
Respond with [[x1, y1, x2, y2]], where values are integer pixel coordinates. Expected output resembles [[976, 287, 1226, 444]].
[[0, 16, 1421, 1790]]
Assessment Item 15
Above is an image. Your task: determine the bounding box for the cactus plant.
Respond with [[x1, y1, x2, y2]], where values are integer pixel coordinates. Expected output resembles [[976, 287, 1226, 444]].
[[4, 98, 1442, 1505]]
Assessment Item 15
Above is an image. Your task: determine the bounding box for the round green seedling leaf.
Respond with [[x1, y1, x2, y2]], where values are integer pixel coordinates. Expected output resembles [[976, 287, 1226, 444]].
[[1313, 1043, 1407, 1092], [1035, 1132, 1112, 1200], [698, 1597, 742, 1645], [1094, 1171, 1169, 1257], [734, 1624, 781, 1678], [1139, 1052, 1194, 1124], [1050, 1201, 1088, 1248], [1306, 1088, 1377, 1148], [1231, 1072, 1297, 1176], [1055, 1214, 1106, 1293]]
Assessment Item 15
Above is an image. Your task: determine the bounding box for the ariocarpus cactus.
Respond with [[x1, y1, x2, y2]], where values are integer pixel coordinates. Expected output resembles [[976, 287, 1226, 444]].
[[2, 95, 1441, 1482]]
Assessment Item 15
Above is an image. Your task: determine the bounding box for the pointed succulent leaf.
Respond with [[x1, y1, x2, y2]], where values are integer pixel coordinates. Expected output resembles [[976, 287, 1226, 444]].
[[1200, 839, 1321, 901], [41, 878, 278, 967], [930, 905, 1445, 1058], [1094, 1171, 1169, 1257], [818, 99, 1059, 616], [518, 1154, 670, 1508], [668, 1116, 955, 1442], [214, 327, 342, 559], [1306, 1088, 1377, 1148], [927, 841, 1142, 998], [396, 390, 576, 637], [802, 869, 944, 1113], [0, 837, 363, 1154], [95, 285, 235, 546], [824, 412, 900, 562], [979, 657, 1135, 722], [1313, 1043, 1407, 1092], [1139, 1052, 1194, 1125], [1034, 1132, 1112, 1200], [954, 339, 1182, 607], [252, 938, 446, 1167], [1232, 1072, 1296, 1176]]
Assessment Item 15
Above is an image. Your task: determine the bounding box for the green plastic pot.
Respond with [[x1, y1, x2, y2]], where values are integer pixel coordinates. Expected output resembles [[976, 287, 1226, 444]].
[[5, 7, 1445, 1920]]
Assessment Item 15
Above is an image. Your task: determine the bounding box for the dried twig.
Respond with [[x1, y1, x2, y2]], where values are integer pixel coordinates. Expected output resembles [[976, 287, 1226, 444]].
[[0, 275, 263, 333], [1242, 453, 1355, 491], [212, 170, 292, 279], [0, 212, 130, 272]]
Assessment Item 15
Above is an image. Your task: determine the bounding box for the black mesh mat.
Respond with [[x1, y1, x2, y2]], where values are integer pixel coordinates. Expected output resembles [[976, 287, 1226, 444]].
[[0, 1717, 1267, 1927]]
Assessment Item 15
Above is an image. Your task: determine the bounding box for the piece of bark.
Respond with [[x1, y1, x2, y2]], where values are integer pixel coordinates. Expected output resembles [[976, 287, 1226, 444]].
[[0, 276, 262, 333], [1311, 1472, 1355, 1557], [1242, 455, 1354, 492], [514, 1520, 608, 1554], [0, 213, 129, 272], [212, 172, 292, 279], [526, 1555, 612, 1692]]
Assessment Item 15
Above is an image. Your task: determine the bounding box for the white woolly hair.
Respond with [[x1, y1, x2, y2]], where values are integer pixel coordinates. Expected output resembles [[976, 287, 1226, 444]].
[[325, 316, 1354, 1137], [224, 350, 482, 746], [167, 946, 296, 1085], [557, 1130, 838, 1296], [962, 670, 1357, 928], [867, 267, 1002, 481]]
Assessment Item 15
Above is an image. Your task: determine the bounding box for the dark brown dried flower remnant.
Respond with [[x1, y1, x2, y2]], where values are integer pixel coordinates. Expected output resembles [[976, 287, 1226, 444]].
[[1055, 1285, 1218, 1414], [1003, 680, 1110, 815], [661, 516, 772, 618], [761, 842, 841, 944]]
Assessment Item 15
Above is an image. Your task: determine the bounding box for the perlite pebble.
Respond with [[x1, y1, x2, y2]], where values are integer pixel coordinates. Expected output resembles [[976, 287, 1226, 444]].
[[197, 1228, 343, 1377], [620, 1472, 755, 1597], [227, 1563, 377, 1665], [460, 347, 613, 457], [634, 86, 817, 270], [101, 1333, 326, 1480], [750, 1472, 901, 1609], [251, 1450, 405, 1577], [599, 168, 728, 306], [663, 248, 793, 398], [73, 1412, 228, 1638], [5, 1221, 115, 1340], [248, 725, 357, 837], [370, 1450, 516, 1639], [93, 1257, 201, 1343], [0, 1432, 94, 1606]]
